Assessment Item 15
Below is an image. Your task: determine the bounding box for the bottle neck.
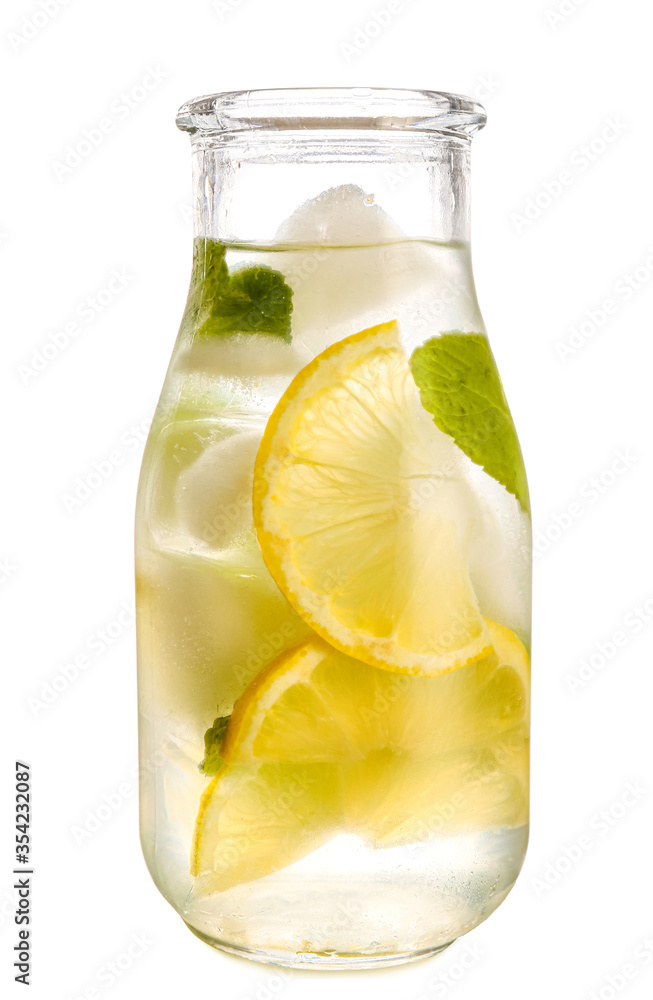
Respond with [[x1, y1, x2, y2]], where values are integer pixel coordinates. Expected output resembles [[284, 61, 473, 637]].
[[189, 131, 473, 247]]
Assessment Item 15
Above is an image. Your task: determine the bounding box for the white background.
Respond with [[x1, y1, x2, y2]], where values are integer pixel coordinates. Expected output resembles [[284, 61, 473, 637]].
[[2, 1, 652, 998]]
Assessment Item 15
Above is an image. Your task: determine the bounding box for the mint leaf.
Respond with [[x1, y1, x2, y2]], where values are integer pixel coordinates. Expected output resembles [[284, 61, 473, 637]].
[[200, 266, 293, 339], [187, 239, 229, 330], [410, 332, 529, 512], [196, 239, 230, 301], [199, 714, 230, 776], [190, 239, 293, 340]]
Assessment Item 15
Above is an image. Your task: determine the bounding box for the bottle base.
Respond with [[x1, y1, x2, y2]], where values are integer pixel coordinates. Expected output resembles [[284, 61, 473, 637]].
[[153, 825, 527, 970], [184, 921, 454, 970]]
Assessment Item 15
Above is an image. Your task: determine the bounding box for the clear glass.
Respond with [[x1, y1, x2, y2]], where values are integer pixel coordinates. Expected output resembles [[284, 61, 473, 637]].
[[135, 88, 531, 970]]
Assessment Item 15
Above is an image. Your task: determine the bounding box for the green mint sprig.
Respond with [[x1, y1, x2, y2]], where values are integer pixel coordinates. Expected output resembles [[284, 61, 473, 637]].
[[410, 332, 529, 512], [190, 239, 293, 341], [199, 714, 231, 776]]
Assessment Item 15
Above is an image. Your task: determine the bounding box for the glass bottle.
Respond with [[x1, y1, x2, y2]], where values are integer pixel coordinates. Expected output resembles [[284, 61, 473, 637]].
[[135, 88, 531, 969]]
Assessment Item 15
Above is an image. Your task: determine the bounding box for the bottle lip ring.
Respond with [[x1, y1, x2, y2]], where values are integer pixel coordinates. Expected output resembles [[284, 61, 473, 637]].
[[176, 87, 486, 138]]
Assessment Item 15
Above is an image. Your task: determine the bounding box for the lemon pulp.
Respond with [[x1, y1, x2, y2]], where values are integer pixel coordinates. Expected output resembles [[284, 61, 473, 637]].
[[192, 622, 529, 888], [191, 321, 529, 892], [254, 321, 492, 677]]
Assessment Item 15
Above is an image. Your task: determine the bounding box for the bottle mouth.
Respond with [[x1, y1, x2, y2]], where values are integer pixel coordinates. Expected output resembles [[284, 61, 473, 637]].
[[176, 87, 486, 138]]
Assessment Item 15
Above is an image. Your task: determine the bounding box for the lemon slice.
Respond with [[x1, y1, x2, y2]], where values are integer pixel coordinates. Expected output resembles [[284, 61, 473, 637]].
[[220, 636, 401, 764], [222, 620, 528, 767], [191, 761, 341, 893], [345, 619, 530, 845], [389, 616, 530, 757], [191, 621, 529, 886], [344, 735, 528, 848], [253, 321, 491, 677]]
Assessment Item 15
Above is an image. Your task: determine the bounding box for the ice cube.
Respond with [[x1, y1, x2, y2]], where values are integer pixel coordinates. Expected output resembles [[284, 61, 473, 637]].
[[276, 183, 406, 246], [173, 429, 262, 553], [463, 460, 532, 640], [174, 333, 312, 418], [406, 402, 530, 638], [179, 332, 306, 378], [136, 545, 310, 726], [276, 185, 446, 356], [427, 469, 530, 641]]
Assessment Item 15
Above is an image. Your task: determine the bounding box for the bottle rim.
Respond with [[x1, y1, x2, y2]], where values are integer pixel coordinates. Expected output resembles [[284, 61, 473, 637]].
[[176, 87, 486, 137]]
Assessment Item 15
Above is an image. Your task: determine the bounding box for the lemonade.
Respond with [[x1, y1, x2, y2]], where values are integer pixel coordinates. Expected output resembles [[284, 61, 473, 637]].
[[136, 90, 531, 968]]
